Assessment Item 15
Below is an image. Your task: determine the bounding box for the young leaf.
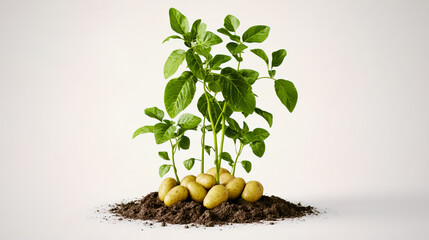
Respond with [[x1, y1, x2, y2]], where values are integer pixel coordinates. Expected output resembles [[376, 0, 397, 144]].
[[271, 49, 287, 68], [239, 69, 259, 85], [132, 126, 154, 138], [154, 123, 176, 144], [164, 49, 186, 79], [241, 161, 252, 173], [162, 35, 182, 43], [210, 55, 232, 70], [226, 42, 248, 55], [250, 49, 269, 66], [159, 164, 171, 177], [169, 8, 189, 35], [204, 145, 212, 155], [191, 20, 207, 39], [224, 15, 240, 32], [179, 135, 190, 149], [158, 151, 170, 160], [186, 50, 205, 79], [197, 31, 223, 47], [183, 158, 195, 170], [274, 79, 298, 113], [242, 121, 249, 133], [144, 107, 164, 121], [194, 45, 212, 60], [220, 67, 256, 115], [226, 117, 241, 132], [163, 119, 175, 126], [268, 70, 276, 78], [242, 25, 270, 43], [255, 108, 273, 127], [164, 71, 197, 118], [178, 113, 202, 129], [253, 128, 270, 141], [250, 140, 265, 157], [206, 75, 222, 92], [220, 152, 234, 164], [225, 127, 240, 140]]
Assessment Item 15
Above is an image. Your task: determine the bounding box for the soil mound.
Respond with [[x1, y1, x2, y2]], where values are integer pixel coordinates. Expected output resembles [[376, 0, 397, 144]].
[[110, 192, 317, 227]]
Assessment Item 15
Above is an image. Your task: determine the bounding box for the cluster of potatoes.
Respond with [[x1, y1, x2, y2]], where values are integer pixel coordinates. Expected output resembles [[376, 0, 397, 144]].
[[158, 167, 264, 209]]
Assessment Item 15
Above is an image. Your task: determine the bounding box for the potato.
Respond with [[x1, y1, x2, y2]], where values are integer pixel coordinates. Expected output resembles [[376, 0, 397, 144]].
[[196, 173, 216, 189], [226, 177, 246, 200], [219, 172, 234, 185], [186, 181, 207, 203], [203, 185, 228, 209], [206, 167, 230, 177], [241, 181, 264, 203], [158, 177, 178, 202], [180, 175, 196, 187], [164, 186, 188, 207]]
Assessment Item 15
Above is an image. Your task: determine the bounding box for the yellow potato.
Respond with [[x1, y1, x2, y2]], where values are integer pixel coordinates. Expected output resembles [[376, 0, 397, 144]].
[[186, 181, 207, 203], [206, 167, 230, 177], [203, 185, 228, 209], [241, 181, 264, 203], [158, 177, 178, 202], [180, 175, 196, 187], [196, 173, 216, 189], [219, 173, 234, 185], [164, 186, 188, 207], [226, 177, 246, 200]]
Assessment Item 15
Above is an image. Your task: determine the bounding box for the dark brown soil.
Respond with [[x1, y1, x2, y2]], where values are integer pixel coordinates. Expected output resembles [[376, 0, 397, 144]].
[[109, 192, 317, 227]]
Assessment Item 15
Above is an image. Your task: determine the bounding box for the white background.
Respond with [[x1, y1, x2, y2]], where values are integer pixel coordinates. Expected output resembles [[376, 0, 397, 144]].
[[1, 0, 429, 239]]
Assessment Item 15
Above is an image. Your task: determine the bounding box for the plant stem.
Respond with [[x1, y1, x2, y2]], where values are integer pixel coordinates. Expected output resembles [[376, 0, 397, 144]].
[[231, 142, 244, 176], [203, 83, 219, 181], [256, 76, 276, 81], [200, 117, 206, 174], [217, 103, 228, 183], [169, 140, 180, 184]]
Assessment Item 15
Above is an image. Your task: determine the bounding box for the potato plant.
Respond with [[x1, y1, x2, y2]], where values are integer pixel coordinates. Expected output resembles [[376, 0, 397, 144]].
[[134, 8, 298, 208]]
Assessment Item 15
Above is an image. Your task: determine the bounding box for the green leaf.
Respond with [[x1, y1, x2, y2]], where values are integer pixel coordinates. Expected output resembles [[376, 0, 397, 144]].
[[255, 108, 273, 127], [162, 35, 182, 43], [268, 70, 276, 78], [210, 55, 232, 70], [154, 123, 176, 144], [217, 28, 240, 42], [132, 125, 154, 138], [250, 49, 269, 66], [164, 71, 197, 118], [220, 152, 233, 163], [241, 132, 255, 144], [169, 8, 189, 35], [242, 25, 270, 43], [226, 117, 241, 132], [197, 31, 223, 47], [158, 151, 170, 160], [274, 79, 298, 113], [206, 74, 222, 92], [220, 67, 256, 115], [250, 141, 265, 157], [239, 69, 259, 85], [183, 158, 195, 170], [191, 19, 207, 39], [179, 135, 190, 149], [164, 49, 186, 79], [253, 128, 270, 141], [241, 161, 252, 173], [242, 121, 249, 133], [178, 113, 202, 129], [186, 50, 205, 79], [225, 127, 240, 140], [194, 45, 212, 60], [224, 15, 240, 32], [272, 49, 287, 68], [144, 107, 164, 121], [163, 119, 175, 126], [226, 42, 248, 55], [204, 145, 212, 155], [159, 164, 171, 177]]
